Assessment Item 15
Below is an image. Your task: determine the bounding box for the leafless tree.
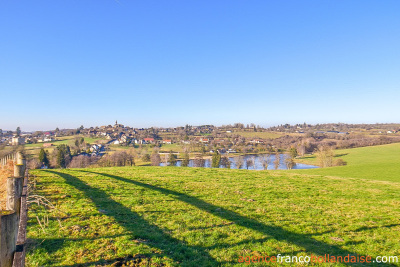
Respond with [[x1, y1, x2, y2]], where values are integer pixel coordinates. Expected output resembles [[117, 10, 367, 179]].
[[246, 156, 256, 169], [273, 153, 281, 170], [316, 145, 334, 167], [284, 154, 295, 169], [220, 156, 231, 168], [234, 156, 244, 169], [28, 158, 41, 169], [193, 154, 205, 167], [297, 142, 306, 157], [150, 148, 161, 166], [260, 154, 271, 170]]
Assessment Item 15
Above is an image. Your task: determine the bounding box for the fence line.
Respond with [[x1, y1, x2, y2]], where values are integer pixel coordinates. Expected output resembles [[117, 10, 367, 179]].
[[0, 152, 28, 267], [12, 171, 28, 267], [0, 153, 16, 167]]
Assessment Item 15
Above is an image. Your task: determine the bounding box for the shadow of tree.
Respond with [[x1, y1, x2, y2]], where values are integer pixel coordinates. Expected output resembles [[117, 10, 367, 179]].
[[334, 153, 349, 158], [27, 234, 128, 255], [45, 170, 221, 267], [82, 170, 397, 267], [353, 224, 400, 232]]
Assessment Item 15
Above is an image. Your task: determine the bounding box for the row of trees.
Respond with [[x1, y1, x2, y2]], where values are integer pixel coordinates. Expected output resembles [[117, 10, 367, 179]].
[[35, 144, 72, 169], [33, 143, 300, 170]]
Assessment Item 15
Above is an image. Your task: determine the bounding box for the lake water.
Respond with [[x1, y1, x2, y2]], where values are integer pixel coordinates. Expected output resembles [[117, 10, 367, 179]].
[[160, 153, 318, 170]]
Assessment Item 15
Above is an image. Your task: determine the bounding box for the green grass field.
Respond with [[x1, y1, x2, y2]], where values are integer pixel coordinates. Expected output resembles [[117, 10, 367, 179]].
[[26, 143, 400, 266], [294, 143, 400, 182], [24, 136, 106, 158], [226, 131, 286, 139]]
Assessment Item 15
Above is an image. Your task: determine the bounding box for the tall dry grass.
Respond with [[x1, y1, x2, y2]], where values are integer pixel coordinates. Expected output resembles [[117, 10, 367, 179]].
[[0, 161, 14, 210]]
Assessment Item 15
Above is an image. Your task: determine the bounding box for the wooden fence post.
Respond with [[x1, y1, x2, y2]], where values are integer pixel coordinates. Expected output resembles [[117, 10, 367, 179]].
[[6, 177, 23, 221], [12, 173, 29, 267], [15, 153, 23, 166], [13, 165, 24, 179], [0, 152, 27, 267], [15, 153, 26, 174], [0, 211, 18, 267]]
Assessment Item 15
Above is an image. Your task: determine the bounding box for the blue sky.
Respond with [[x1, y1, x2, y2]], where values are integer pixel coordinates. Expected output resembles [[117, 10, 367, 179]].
[[1, 0, 399, 131]]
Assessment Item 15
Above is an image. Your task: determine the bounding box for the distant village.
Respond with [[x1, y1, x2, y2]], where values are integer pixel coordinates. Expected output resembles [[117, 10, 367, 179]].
[[1, 122, 400, 156]]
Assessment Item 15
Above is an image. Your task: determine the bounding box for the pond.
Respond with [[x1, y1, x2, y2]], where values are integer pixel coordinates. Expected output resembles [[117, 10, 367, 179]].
[[160, 153, 318, 170]]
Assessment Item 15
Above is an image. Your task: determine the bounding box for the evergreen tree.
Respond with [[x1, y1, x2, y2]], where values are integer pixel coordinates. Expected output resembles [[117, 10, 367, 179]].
[[181, 152, 190, 167], [168, 151, 177, 166], [38, 148, 49, 167], [16, 127, 21, 136], [211, 151, 221, 168], [57, 149, 66, 168], [56, 144, 71, 168], [289, 147, 298, 158]]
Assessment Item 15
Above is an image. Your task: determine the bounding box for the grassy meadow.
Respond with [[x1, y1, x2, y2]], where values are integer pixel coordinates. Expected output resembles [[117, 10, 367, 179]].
[[294, 143, 400, 182], [26, 143, 400, 266], [24, 136, 106, 158], [226, 131, 286, 140]]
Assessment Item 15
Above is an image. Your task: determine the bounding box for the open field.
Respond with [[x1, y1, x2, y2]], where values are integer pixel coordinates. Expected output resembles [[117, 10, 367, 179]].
[[25, 136, 106, 148], [226, 131, 287, 139], [27, 160, 400, 266], [23, 136, 106, 158], [294, 143, 400, 182]]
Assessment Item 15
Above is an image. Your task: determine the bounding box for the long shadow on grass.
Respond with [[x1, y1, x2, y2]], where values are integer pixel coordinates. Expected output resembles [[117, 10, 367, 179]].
[[45, 170, 222, 266], [85, 170, 397, 267], [28, 235, 128, 255]]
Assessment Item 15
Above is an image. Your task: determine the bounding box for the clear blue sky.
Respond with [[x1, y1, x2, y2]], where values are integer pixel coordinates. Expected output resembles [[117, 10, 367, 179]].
[[1, 0, 399, 131]]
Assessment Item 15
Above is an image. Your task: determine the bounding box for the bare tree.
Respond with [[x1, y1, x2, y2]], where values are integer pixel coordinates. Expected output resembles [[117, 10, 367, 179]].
[[193, 154, 205, 167], [220, 156, 231, 169], [150, 148, 161, 166], [284, 154, 295, 169], [316, 145, 334, 167], [234, 156, 244, 169], [246, 156, 256, 169], [260, 154, 271, 170], [273, 153, 281, 170], [297, 142, 306, 157], [162, 153, 168, 166]]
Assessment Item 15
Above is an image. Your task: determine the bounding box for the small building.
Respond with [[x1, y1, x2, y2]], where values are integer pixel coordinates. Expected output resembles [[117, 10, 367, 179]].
[[199, 138, 209, 143], [43, 137, 55, 142], [143, 138, 155, 144], [250, 139, 264, 144], [11, 136, 25, 146]]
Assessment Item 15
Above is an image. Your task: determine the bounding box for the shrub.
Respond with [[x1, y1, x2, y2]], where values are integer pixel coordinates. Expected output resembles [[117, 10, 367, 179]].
[[334, 158, 347, 166], [141, 154, 150, 162]]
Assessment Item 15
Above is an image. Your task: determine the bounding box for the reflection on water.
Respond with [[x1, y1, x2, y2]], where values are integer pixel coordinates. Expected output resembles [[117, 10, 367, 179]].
[[160, 153, 318, 170]]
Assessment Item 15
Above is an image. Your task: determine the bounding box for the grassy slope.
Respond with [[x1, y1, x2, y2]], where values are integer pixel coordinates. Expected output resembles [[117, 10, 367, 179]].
[[27, 165, 400, 266], [226, 131, 286, 139], [293, 143, 400, 182], [24, 136, 105, 158]]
